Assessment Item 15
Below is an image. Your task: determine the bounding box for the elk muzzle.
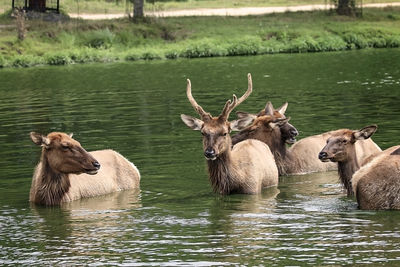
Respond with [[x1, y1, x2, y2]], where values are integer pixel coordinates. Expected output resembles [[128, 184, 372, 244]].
[[204, 147, 217, 160], [318, 151, 330, 162], [85, 161, 101, 175], [282, 122, 299, 144]]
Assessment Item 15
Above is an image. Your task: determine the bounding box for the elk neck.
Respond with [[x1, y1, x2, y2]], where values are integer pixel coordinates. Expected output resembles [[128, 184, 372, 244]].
[[206, 147, 239, 195], [34, 152, 71, 205], [338, 149, 360, 197]]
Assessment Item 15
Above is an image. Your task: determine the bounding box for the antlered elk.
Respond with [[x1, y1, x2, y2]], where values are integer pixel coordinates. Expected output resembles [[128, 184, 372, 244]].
[[232, 102, 339, 175], [352, 145, 400, 210], [233, 103, 382, 176], [181, 74, 278, 194], [30, 132, 140, 205], [232, 102, 302, 175], [318, 125, 380, 196]]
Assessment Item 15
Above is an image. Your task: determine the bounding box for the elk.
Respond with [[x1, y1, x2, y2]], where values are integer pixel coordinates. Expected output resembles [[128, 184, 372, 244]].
[[232, 104, 382, 176], [30, 132, 140, 205], [351, 145, 400, 210], [231, 102, 338, 175], [181, 74, 278, 194], [231, 102, 300, 175], [318, 125, 380, 196]]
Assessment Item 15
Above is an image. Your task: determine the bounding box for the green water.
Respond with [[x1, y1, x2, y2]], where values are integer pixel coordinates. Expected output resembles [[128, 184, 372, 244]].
[[1, 49, 400, 265]]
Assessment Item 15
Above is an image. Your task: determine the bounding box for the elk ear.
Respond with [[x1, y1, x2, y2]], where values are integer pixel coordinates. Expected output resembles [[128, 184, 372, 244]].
[[352, 125, 377, 141], [391, 148, 400, 155], [68, 133, 73, 138], [265, 101, 274, 116], [30, 132, 50, 147], [181, 114, 203, 131], [230, 116, 255, 131], [236, 111, 257, 120], [276, 102, 288, 115], [269, 117, 290, 129]]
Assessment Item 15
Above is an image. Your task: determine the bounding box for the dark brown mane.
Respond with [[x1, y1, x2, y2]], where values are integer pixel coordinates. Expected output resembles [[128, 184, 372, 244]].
[[338, 159, 359, 196], [207, 152, 237, 195], [34, 154, 71, 205]]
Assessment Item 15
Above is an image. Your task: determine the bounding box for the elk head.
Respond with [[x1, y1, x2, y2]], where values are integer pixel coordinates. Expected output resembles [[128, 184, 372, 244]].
[[30, 132, 101, 175], [318, 125, 377, 162], [181, 74, 253, 160], [236, 101, 299, 144]]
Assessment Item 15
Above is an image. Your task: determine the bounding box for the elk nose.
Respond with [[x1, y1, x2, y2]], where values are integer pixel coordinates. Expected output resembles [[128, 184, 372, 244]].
[[93, 161, 101, 170], [204, 148, 216, 159], [318, 152, 328, 160], [290, 128, 299, 136]]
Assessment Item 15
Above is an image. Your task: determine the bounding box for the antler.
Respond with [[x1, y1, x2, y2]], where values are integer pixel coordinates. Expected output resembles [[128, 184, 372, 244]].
[[186, 79, 212, 121], [219, 73, 253, 121]]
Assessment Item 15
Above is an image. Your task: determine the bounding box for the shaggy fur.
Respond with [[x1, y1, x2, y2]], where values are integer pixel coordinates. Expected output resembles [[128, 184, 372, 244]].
[[319, 127, 381, 196], [207, 139, 278, 194], [30, 132, 140, 205], [352, 145, 400, 210]]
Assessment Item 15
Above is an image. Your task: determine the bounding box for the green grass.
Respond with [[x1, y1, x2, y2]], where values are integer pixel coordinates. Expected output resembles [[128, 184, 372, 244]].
[[0, 7, 400, 68], [1, 0, 400, 14]]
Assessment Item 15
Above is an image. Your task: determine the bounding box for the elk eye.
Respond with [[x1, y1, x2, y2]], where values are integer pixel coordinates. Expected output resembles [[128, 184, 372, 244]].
[[61, 144, 69, 150], [342, 140, 348, 144], [222, 133, 228, 136]]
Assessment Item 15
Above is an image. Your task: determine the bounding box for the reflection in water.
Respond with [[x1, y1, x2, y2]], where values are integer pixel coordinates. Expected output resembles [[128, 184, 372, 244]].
[[0, 189, 142, 265], [1, 49, 400, 265]]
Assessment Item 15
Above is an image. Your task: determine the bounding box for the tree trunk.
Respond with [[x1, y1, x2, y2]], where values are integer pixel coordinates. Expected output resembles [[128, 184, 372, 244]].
[[29, 0, 46, 12], [133, 0, 144, 18], [336, 0, 356, 16]]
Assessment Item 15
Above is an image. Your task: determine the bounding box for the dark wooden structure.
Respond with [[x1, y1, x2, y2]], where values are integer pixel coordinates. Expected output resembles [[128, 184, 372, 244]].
[[330, 0, 363, 16], [12, 0, 60, 13]]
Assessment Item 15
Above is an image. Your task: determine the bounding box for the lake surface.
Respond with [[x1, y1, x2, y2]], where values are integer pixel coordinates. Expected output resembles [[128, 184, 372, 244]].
[[1, 49, 400, 265]]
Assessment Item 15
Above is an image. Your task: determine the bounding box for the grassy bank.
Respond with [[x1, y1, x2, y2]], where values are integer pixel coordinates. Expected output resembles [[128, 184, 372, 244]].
[[1, 0, 400, 14], [1, 7, 400, 68]]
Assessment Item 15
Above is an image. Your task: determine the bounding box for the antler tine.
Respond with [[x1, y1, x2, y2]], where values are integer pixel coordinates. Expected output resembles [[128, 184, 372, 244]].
[[186, 79, 211, 120], [235, 73, 253, 107], [219, 73, 253, 121]]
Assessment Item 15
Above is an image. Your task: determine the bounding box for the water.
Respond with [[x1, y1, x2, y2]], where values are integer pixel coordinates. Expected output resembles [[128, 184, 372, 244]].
[[1, 49, 400, 265]]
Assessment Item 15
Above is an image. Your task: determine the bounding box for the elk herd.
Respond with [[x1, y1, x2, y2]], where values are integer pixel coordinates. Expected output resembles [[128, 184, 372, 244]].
[[29, 74, 400, 211]]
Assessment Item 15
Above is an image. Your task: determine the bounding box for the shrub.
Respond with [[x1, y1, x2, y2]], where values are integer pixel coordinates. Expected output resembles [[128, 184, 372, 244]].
[[83, 28, 115, 49], [69, 49, 101, 63], [386, 36, 400, 47], [342, 33, 369, 49], [46, 52, 72, 65], [165, 49, 179, 59], [125, 52, 141, 61], [140, 50, 163, 60], [316, 35, 347, 51], [180, 40, 227, 58], [11, 55, 41, 68], [226, 37, 263, 56], [0, 55, 5, 68]]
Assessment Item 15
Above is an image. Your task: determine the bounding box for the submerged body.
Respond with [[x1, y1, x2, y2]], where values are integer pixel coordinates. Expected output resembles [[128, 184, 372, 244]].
[[318, 126, 380, 197], [287, 130, 381, 175], [231, 103, 380, 176], [30, 132, 140, 205], [352, 146, 400, 210], [181, 74, 278, 195], [207, 139, 278, 194]]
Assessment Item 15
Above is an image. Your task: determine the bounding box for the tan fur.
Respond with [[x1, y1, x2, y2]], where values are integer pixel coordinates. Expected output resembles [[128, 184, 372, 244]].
[[30, 132, 140, 205], [292, 129, 380, 175], [232, 103, 380, 176], [319, 127, 381, 196], [226, 139, 278, 193], [285, 132, 338, 175], [352, 145, 400, 210], [182, 74, 278, 195]]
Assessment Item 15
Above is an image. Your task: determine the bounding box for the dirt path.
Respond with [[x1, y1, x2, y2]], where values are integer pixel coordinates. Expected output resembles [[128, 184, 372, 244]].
[[69, 2, 400, 20]]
